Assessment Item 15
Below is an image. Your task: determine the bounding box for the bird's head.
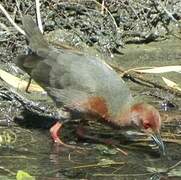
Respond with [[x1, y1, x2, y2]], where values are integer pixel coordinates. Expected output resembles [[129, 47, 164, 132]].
[[130, 103, 165, 155]]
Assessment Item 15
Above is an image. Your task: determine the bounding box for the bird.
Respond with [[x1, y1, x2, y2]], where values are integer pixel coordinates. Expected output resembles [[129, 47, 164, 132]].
[[15, 15, 165, 154]]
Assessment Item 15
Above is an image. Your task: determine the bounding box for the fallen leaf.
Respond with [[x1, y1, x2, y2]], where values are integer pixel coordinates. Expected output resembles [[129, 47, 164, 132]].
[[0, 69, 44, 92], [133, 66, 181, 73], [162, 77, 181, 91]]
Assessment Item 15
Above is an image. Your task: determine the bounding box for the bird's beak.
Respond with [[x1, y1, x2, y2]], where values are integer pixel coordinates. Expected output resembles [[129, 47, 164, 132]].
[[151, 132, 165, 156]]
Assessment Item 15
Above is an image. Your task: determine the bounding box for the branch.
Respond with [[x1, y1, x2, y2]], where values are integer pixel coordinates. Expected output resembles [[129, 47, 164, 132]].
[[0, 3, 25, 35], [35, 0, 43, 33]]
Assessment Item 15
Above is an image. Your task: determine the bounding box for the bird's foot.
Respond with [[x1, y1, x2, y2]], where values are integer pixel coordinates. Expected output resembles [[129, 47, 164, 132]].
[[50, 121, 86, 150], [53, 137, 83, 149]]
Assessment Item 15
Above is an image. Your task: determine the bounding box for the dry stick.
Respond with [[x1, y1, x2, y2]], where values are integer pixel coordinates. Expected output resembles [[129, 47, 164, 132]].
[[0, 3, 25, 35], [0, 155, 36, 160], [109, 63, 181, 97], [167, 160, 181, 172], [46, 161, 125, 175], [0, 166, 15, 176], [113, 145, 128, 156], [93, 0, 118, 29], [101, 0, 105, 14], [15, 0, 23, 19], [93, 172, 153, 177], [12, 5, 18, 21], [0, 22, 10, 32], [157, 0, 177, 23], [35, 0, 43, 33]]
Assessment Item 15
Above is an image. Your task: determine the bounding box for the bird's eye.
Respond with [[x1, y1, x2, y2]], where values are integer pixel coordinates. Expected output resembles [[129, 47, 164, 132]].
[[143, 122, 150, 129]]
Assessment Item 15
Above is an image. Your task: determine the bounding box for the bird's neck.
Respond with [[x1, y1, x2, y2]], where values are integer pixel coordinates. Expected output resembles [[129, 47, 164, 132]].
[[109, 105, 132, 127], [111, 102, 142, 127]]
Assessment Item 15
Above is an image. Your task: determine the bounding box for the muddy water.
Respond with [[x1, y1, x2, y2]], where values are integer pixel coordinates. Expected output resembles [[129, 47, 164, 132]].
[[0, 38, 181, 179]]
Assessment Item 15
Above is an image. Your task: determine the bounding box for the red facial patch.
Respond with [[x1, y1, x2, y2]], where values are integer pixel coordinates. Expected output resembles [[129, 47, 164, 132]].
[[82, 96, 109, 119], [143, 121, 151, 129], [131, 103, 160, 131], [144, 111, 158, 130]]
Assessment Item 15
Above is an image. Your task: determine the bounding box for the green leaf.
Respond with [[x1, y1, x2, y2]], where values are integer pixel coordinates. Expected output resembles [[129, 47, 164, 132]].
[[16, 170, 35, 180]]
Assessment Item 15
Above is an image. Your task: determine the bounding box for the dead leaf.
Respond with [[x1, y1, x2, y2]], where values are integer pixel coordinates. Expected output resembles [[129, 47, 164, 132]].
[[0, 69, 44, 92], [133, 66, 181, 73], [162, 77, 181, 91]]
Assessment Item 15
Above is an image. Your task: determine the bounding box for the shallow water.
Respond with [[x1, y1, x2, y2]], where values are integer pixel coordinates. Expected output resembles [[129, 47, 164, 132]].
[[0, 122, 180, 180]]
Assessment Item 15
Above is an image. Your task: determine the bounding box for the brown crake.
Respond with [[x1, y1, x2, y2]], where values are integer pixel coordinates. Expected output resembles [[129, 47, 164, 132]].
[[15, 15, 165, 154]]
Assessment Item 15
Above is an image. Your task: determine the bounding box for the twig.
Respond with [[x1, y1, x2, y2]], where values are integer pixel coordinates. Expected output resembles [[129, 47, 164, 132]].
[[93, 172, 153, 177], [109, 63, 181, 97], [167, 160, 181, 172], [101, 0, 105, 15], [15, 0, 23, 19], [0, 3, 25, 35], [0, 22, 10, 33], [0, 155, 36, 160], [72, 162, 125, 169], [45, 161, 125, 175], [93, 0, 118, 30], [113, 145, 128, 156], [0, 166, 15, 175], [157, 0, 177, 23], [35, 0, 43, 33]]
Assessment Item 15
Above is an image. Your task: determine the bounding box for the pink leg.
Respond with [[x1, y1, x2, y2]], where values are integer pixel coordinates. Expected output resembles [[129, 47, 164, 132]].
[[50, 121, 83, 149], [50, 121, 63, 143]]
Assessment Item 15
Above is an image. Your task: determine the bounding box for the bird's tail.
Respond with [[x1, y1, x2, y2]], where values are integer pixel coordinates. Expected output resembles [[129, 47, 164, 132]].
[[15, 16, 48, 74], [22, 15, 49, 52]]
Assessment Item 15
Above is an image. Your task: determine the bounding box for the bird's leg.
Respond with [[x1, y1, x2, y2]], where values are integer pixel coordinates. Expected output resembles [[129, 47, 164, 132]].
[[50, 107, 72, 147], [50, 121, 63, 143], [50, 121, 78, 148], [25, 77, 32, 93], [50, 108, 85, 149]]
